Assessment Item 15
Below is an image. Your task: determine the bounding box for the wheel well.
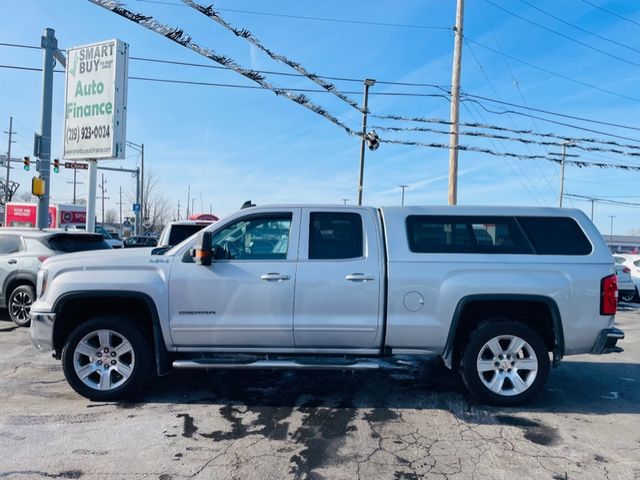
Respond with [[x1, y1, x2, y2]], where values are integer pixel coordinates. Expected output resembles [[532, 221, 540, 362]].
[[53, 296, 154, 359], [5, 278, 35, 300], [450, 299, 558, 369]]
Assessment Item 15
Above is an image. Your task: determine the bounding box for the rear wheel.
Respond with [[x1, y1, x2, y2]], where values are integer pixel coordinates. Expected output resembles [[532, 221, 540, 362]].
[[8, 284, 35, 327], [61, 316, 151, 401], [460, 320, 550, 405]]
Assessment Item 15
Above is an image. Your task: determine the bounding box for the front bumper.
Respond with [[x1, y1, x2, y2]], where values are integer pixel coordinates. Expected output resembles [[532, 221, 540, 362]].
[[591, 327, 625, 354], [29, 312, 55, 351]]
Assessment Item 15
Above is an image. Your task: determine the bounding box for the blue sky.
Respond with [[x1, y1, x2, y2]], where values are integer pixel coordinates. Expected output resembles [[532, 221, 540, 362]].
[[1, 0, 640, 235]]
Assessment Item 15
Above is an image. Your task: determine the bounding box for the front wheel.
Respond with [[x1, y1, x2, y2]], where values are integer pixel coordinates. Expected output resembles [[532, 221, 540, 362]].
[[61, 317, 151, 401], [460, 321, 550, 406], [8, 285, 35, 327]]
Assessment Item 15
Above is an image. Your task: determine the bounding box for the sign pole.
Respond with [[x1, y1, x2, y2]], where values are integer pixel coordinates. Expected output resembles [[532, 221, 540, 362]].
[[86, 159, 98, 232], [37, 28, 57, 229]]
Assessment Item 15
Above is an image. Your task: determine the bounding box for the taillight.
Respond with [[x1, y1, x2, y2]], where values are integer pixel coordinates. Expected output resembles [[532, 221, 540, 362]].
[[623, 267, 631, 274], [37, 255, 49, 263], [600, 274, 618, 315]]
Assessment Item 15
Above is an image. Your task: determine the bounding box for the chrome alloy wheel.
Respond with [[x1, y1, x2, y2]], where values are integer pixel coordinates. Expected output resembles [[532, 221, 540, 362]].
[[10, 290, 33, 324], [73, 329, 135, 391], [476, 335, 538, 397]]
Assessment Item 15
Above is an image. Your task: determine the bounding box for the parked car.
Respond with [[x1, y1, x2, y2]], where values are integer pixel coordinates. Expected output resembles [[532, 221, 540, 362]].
[[123, 236, 158, 248], [67, 225, 124, 249], [613, 255, 637, 302], [31, 205, 623, 405], [0, 229, 111, 326], [157, 220, 214, 248]]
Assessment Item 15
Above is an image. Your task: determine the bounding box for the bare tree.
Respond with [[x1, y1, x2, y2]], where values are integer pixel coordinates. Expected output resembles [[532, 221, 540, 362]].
[[17, 191, 35, 203], [104, 208, 118, 224], [129, 168, 171, 233]]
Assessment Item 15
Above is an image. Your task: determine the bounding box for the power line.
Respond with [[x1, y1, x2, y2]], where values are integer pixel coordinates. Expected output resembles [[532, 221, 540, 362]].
[[518, 0, 640, 55], [463, 37, 558, 200], [579, 0, 640, 28], [565, 193, 640, 208], [89, 1, 360, 136], [5, 41, 640, 134], [0, 63, 447, 99], [460, 92, 640, 133], [0, 41, 452, 90], [131, 0, 451, 30], [465, 37, 640, 105], [484, 0, 640, 68], [181, 0, 363, 112]]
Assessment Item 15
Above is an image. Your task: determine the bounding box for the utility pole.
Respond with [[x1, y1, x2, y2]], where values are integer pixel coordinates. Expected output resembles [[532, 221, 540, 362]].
[[177, 199, 181, 221], [36, 28, 65, 229], [342, 199, 348, 205], [4, 117, 16, 208], [140, 143, 144, 223], [98, 173, 109, 224], [609, 215, 615, 249], [66, 168, 84, 205], [357, 79, 375, 206], [186, 185, 191, 218], [399, 185, 409, 206], [448, 0, 465, 206], [559, 144, 566, 207], [551, 142, 578, 207], [117, 186, 124, 234], [191, 198, 195, 218]]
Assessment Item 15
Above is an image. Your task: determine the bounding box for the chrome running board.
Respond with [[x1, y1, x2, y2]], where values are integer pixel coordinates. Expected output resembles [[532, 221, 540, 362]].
[[172, 358, 382, 370]]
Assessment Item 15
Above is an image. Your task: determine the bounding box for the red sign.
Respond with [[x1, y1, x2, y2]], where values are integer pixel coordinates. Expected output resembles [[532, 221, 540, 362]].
[[60, 209, 86, 225], [5, 203, 37, 227]]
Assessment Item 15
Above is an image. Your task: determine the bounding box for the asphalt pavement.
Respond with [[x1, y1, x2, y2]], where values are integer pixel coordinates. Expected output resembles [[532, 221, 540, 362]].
[[0, 309, 638, 480]]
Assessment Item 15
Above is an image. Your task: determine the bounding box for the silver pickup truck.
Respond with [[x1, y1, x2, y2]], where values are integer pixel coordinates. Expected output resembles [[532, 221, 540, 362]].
[[30, 205, 624, 405]]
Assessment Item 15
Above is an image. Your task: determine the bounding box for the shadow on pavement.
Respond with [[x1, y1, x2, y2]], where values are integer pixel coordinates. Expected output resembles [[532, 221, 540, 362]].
[[122, 356, 639, 418]]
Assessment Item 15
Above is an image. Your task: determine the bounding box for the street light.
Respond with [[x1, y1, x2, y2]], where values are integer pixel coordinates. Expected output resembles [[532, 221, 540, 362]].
[[357, 78, 376, 206], [399, 185, 409, 206]]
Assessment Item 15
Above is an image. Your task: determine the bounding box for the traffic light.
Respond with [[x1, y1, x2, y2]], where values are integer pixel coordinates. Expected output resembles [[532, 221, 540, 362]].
[[53, 158, 60, 173], [23, 156, 30, 171]]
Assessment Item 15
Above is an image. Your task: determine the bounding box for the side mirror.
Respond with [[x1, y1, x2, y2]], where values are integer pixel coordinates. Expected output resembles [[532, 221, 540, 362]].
[[191, 230, 212, 266]]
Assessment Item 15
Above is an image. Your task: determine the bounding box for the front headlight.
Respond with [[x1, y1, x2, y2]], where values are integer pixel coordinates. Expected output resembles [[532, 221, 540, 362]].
[[36, 269, 48, 298]]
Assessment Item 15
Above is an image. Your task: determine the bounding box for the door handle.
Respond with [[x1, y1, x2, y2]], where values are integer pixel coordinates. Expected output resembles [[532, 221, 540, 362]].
[[345, 273, 376, 282], [7, 259, 17, 265], [260, 273, 291, 282]]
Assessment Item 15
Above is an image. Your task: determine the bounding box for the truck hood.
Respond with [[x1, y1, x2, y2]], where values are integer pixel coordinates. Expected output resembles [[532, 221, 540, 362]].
[[42, 247, 171, 269]]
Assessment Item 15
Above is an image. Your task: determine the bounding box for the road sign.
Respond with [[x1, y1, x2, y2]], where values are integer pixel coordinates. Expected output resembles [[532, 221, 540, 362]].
[[64, 161, 89, 170], [63, 39, 129, 160], [132, 203, 140, 213]]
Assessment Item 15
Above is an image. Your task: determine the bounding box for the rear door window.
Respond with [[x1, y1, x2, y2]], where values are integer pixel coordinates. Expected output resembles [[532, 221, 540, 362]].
[[47, 234, 111, 252], [517, 217, 592, 255], [309, 212, 364, 260]]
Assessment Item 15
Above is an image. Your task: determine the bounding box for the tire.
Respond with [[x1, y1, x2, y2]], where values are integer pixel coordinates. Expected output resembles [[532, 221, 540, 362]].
[[460, 320, 550, 406], [8, 284, 35, 327], [61, 316, 151, 401]]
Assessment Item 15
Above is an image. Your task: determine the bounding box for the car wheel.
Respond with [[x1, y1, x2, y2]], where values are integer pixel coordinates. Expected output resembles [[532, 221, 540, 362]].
[[8, 284, 35, 327], [460, 320, 550, 406], [61, 316, 151, 401]]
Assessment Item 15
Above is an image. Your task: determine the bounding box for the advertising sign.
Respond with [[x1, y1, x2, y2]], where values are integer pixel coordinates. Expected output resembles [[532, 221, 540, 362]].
[[58, 204, 87, 227], [63, 39, 129, 160], [4, 203, 57, 228]]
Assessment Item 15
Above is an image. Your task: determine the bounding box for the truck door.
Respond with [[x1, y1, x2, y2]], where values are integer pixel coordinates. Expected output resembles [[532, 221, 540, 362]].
[[168, 209, 300, 348], [293, 209, 384, 349]]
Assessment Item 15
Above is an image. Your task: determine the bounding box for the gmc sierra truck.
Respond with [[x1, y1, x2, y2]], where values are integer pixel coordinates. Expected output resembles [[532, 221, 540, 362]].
[[30, 205, 624, 405]]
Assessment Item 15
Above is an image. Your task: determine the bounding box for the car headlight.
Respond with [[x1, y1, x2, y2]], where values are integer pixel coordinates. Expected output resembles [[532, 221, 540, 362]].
[[36, 269, 48, 298]]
